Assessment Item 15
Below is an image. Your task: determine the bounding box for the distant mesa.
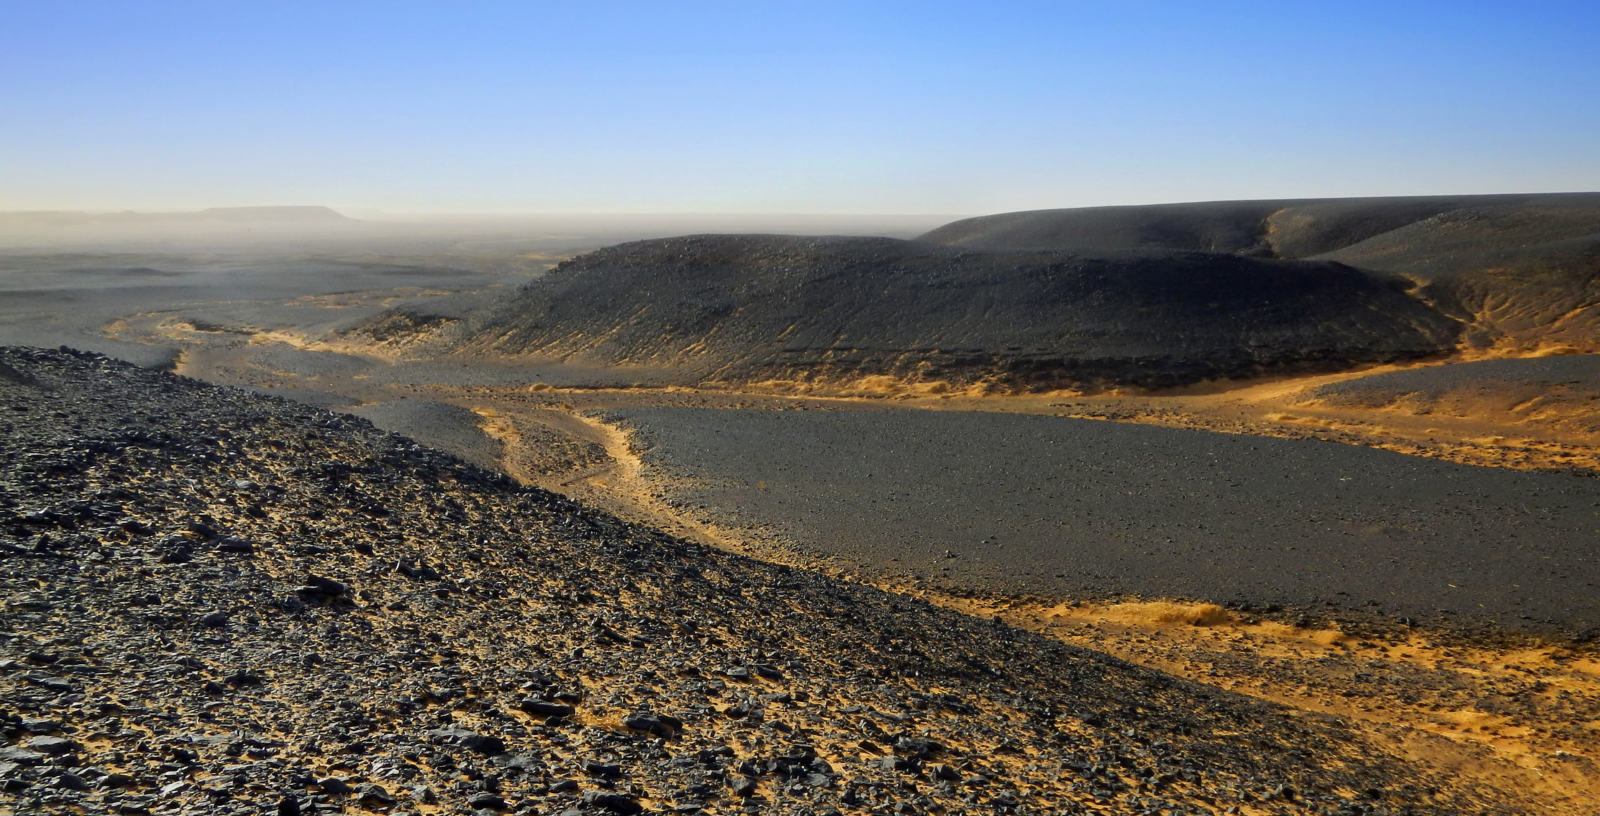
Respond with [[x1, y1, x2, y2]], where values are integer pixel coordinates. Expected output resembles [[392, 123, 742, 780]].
[[186, 205, 354, 222], [0, 205, 357, 233]]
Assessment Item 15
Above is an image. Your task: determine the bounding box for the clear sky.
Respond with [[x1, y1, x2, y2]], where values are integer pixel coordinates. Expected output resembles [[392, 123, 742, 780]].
[[4, 1, 1597, 214]]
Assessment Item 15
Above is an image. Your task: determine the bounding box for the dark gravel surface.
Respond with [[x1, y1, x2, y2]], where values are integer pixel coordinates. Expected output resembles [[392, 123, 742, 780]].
[[0, 346, 1510, 814], [615, 406, 1600, 639], [348, 399, 504, 472], [1312, 355, 1600, 399]]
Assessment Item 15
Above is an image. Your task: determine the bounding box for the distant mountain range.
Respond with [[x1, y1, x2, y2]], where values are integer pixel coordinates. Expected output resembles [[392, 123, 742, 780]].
[[0, 205, 355, 229]]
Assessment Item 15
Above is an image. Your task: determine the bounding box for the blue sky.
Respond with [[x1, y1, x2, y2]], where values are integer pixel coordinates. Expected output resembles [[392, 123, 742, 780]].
[[4, 1, 1597, 213]]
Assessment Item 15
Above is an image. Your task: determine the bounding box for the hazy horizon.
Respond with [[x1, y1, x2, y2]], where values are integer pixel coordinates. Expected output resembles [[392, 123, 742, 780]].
[[7, 2, 1599, 214], [9, 187, 1600, 221]]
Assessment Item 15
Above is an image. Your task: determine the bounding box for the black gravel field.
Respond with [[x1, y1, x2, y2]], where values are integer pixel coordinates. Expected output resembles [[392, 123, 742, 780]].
[[614, 406, 1600, 639]]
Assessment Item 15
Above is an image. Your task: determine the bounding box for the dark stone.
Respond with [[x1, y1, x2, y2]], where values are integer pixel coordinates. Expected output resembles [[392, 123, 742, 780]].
[[876, 755, 911, 772], [24, 736, 79, 755], [317, 777, 354, 795], [517, 698, 574, 718], [581, 760, 623, 780], [622, 713, 682, 738], [468, 792, 507, 809], [296, 576, 350, 597], [427, 728, 506, 756], [894, 737, 943, 759], [19, 718, 59, 734], [216, 537, 254, 554], [224, 670, 265, 687], [582, 790, 643, 814], [116, 517, 150, 534], [358, 783, 396, 806]]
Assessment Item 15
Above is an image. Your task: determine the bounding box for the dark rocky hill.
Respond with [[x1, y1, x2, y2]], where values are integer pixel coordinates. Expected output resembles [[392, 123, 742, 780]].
[[0, 346, 1507, 814], [921, 194, 1600, 354], [917, 193, 1600, 259], [430, 235, 1459, 390], [1313, 204, 1600, 352]]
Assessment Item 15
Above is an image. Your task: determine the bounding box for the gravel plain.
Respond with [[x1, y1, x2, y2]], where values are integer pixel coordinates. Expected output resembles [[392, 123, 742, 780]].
[[615, 405, 1600, 638]]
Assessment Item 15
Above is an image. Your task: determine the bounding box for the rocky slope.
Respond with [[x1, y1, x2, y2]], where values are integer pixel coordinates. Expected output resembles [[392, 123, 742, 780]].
[[416, 235, 1459, 390], [0, 346, 1509, 814], [917, 194, 1599, 259], [1303, 354, 1600, 434], [922, 194, 1600, 355]]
